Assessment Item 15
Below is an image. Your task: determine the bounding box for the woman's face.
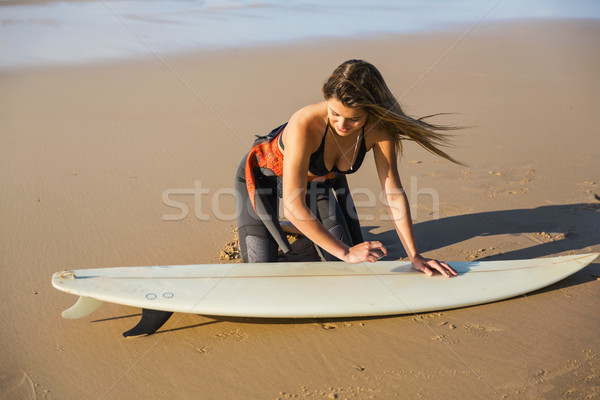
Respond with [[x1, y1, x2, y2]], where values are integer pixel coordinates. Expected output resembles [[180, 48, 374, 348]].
[[327, 97, 368, 137]]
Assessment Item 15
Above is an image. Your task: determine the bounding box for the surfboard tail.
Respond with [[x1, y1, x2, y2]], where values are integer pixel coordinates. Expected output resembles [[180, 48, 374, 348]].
[[62, 296, 104, 319]]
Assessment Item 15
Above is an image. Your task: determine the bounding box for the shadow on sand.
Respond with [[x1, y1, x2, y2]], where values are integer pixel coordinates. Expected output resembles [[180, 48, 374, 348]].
[[364, 202, 600, 262]]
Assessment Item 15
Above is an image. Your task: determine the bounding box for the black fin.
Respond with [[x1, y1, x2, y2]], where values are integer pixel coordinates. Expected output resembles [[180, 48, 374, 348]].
[[122, 309, 173, 338]]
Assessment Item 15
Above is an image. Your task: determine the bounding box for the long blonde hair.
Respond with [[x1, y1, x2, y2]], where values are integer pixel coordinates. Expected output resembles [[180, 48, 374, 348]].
[[322, 59, 462, 164]]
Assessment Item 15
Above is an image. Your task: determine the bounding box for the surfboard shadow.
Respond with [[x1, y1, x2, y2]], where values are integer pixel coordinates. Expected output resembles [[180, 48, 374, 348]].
[[91, 313, 142, 323], [153, 320, 221, 335], [198, 314, 395, 327]]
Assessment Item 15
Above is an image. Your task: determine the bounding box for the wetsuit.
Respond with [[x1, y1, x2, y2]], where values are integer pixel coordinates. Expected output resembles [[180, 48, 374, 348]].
[[235, 122, 366, 263], [123, 123, 368, 337]]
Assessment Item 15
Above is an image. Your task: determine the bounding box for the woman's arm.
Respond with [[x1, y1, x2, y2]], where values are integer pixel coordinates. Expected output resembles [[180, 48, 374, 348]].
[[282, 110, 386, 263], [372, 132, 457, 277]]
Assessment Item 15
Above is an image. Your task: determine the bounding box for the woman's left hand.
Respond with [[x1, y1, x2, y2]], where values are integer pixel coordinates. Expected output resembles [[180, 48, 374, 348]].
[[411, 254, 457, 278]]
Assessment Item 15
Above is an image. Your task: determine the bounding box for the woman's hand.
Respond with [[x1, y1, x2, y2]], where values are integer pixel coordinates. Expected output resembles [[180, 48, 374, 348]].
[[343, 241, 387, 263], [411, 254, 457, 278]]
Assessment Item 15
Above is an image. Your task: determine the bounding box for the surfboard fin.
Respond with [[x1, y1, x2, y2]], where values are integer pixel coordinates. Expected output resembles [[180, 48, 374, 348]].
[[122, 309, 173, 339], [62, 296, 104, 319]]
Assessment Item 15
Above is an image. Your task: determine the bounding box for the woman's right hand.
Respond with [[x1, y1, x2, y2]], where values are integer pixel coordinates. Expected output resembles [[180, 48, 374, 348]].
[[343, 241, 387, 263]]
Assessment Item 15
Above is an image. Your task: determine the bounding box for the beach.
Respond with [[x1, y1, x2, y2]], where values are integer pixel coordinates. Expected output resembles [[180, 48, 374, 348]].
[[1, 15, 600, 400]]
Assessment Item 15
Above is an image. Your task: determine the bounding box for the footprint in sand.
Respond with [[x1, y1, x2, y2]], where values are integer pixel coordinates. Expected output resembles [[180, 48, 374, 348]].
[[412, 312, 443, 322], [463, 324, 503, 338], [432, 334, 459, 344], [214, 328, 248, 342], [460, 247, 497, 261], [319, 322, 355, 330]]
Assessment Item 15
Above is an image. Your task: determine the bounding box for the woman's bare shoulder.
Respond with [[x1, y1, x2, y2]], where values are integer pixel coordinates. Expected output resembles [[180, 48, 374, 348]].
[[284, 102, 327, 146], [289, 101, 327, 127], [365, 122, 394, 151]]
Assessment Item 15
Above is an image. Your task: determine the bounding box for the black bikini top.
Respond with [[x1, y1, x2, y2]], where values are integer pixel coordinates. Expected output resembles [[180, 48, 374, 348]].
[[278, 123, 367, 176]]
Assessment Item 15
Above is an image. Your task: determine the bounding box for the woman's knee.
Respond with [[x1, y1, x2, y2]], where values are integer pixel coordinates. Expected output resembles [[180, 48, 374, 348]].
[[238, 226, 278, 263]]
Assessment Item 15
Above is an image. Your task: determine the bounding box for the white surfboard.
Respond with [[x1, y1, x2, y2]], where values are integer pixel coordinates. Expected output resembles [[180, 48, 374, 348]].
[[52, 253, 598, 319]]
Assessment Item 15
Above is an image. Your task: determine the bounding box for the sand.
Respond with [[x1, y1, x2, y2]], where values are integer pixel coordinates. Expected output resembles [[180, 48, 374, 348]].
[[1, 19, 599, 400]]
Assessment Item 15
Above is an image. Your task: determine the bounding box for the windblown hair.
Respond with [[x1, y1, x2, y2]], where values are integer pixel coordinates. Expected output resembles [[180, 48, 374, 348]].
[[322, 59, 461, 164]]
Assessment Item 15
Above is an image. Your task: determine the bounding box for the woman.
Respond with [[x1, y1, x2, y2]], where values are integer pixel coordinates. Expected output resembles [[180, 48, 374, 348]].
[[235, 59, 458, 278], [123, 60, 458, 338]]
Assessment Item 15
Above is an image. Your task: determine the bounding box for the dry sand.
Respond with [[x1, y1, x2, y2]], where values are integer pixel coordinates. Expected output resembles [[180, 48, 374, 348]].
[[1, 19, 599, 399]]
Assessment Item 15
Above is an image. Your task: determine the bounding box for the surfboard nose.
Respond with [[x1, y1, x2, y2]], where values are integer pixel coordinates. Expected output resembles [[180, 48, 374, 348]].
[[567, 253, 599, 267]]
